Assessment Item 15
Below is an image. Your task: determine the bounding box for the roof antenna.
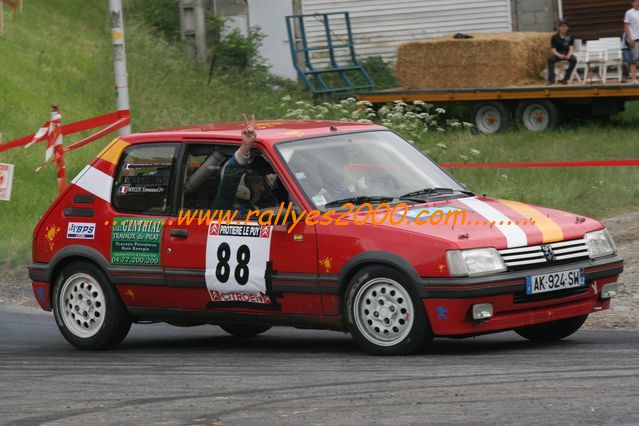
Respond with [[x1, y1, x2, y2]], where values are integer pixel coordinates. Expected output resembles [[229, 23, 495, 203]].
[[330, 125, 338, 132]]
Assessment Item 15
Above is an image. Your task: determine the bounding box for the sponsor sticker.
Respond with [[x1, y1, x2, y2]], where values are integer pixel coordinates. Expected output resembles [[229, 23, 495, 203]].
[[111, 217, 163, 265], [0, 163, 15, 201], [436, 306, 449, 320], [312, 194, 327, 206], [67, 222, 96, 240]]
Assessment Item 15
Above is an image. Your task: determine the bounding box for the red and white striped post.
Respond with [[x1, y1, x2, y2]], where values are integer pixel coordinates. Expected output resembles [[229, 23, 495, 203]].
[[47, 105, 66, 192]]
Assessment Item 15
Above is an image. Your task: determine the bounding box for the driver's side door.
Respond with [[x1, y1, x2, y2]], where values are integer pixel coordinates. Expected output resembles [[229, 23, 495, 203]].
[[162, 142, 322, 315]]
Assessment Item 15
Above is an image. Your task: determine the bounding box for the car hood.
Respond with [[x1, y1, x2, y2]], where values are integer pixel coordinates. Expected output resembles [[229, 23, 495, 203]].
[[358, 196, 604, 250]]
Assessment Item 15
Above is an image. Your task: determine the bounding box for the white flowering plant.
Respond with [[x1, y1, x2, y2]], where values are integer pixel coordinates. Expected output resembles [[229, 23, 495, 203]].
[[280, 96, 477, 161], [280, 97, 472, 141]]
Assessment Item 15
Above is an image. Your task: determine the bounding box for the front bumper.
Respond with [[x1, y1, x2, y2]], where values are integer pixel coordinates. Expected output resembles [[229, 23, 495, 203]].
[[419, 255, 623, 336]]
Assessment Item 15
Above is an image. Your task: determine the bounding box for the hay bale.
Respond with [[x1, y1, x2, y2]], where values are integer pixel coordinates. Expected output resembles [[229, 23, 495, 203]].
[[395, 32, 553, 89]]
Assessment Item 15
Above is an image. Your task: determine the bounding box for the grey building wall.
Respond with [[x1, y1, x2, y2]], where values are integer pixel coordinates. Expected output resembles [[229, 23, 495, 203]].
[[511, 0, 559, 32], [206, 0, 246, 17]]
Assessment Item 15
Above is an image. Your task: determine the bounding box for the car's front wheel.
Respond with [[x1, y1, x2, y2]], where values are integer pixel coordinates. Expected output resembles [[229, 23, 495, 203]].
[[53, 261, 131, 350], [345, 265, 432, 355], [515, 315, 588, 342]]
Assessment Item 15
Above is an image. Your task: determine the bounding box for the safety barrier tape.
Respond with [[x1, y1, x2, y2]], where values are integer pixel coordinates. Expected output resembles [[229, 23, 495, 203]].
[[441, 159, 639, 168]]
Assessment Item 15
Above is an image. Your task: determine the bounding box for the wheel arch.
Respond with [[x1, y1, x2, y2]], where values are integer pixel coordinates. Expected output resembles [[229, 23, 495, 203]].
[[46, 247, 128, 321], [336, 251, 422, 296], [47, 246, 111, 285]]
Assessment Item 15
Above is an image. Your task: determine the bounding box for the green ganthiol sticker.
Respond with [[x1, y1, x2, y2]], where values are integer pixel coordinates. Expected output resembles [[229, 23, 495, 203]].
[[111, 217, 163, 265]]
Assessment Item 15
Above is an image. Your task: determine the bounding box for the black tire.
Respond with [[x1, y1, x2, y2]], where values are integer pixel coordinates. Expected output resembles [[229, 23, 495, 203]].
[[344, 265, 432, 356], [52, 261, 131, 350], [219, 324, 272, 337], [515, 100, 560, 132], [515, 315, 588, 342], [470, 101, 511, 134]]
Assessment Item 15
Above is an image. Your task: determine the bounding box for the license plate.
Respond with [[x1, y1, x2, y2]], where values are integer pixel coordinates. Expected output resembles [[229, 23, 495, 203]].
[[525, 268, 585, 295]]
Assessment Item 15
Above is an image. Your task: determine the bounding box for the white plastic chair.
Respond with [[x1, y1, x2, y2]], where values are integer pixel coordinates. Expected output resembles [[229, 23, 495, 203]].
[[584, 40, 607, 84], [599, 37, 623, 83], [569, 48, 587, 83]]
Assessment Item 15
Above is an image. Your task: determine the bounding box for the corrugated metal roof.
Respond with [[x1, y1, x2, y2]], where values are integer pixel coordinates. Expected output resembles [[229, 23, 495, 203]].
[[301, 0, 512, 65], [562, 0, 630, 40]]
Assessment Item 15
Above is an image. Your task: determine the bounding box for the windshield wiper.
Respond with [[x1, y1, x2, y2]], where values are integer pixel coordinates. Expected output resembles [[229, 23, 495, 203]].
[[399, 187, 474, 201], [324, 195, 395, 208]]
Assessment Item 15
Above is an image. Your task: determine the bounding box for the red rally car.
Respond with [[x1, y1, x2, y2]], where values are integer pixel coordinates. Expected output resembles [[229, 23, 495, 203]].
[[29, 121, 623, 355]]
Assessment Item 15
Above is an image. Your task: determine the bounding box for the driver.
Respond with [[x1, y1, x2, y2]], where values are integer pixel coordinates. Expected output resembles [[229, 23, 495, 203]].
[[311, 158, 357, 206], [310, 153, 394, 207]]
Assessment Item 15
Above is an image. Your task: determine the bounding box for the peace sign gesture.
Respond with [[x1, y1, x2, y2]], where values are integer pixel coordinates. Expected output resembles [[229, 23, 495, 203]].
[[241, 113, 256, 147], [237, 113, 257, 160]]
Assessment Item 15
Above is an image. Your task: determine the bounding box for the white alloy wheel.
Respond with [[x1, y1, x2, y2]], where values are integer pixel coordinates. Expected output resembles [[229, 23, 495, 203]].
[[59, 273, 106, 338], [353, 277, 415, 347]]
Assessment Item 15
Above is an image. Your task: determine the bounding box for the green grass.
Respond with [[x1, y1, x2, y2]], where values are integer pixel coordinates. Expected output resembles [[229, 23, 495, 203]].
[[421, 102, 639, 219], [0, 0, 306, 265], [1, 0, 638, 269]]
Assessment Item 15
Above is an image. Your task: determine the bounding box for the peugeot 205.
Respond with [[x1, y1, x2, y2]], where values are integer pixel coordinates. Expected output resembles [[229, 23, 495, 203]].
[[29, 119, 623, 355]]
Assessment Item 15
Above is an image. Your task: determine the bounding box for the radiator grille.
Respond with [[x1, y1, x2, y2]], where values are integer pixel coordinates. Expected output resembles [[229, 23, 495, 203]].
[[499, 239, 589, 270]]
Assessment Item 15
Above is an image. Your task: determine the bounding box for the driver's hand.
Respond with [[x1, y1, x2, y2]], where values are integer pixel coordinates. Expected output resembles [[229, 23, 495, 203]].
[[241, 113, 256, 148]]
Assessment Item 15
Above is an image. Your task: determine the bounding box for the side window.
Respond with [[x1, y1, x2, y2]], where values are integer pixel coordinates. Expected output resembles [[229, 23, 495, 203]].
[[180, 144, 291, 216], [181, 144, 232, 210], [112, 144, 178, 214]]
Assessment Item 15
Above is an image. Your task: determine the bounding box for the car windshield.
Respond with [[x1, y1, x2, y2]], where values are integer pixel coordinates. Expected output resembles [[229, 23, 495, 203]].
[[276, 130, 468, 209]]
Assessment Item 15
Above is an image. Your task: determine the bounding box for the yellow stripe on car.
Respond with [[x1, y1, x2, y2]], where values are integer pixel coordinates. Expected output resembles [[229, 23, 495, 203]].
[[97, 138, 129, 165], [498, 199, 563, 243]]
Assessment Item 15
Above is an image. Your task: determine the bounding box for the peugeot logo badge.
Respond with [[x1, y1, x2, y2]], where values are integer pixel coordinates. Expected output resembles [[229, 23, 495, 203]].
[[541, 244, 555, 261]]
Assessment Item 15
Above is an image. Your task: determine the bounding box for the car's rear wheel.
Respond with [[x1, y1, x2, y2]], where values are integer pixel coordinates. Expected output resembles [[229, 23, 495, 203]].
[[515, 315, 588, 342], [345, 265, 432, 355], [53, 261, 131, 350], [219, 324, 271, 337]]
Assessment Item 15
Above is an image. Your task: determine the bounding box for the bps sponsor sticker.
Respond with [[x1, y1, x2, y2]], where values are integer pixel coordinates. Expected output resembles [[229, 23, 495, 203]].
[[111, 218, 163, 265], [67, 222, 96, 240]]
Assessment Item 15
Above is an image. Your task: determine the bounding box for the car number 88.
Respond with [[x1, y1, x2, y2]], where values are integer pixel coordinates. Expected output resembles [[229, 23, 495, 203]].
[[215, 242, 250, 285]]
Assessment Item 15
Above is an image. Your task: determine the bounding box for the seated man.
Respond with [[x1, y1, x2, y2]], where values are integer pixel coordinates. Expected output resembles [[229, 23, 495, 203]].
[[548, 20, 577, 85]]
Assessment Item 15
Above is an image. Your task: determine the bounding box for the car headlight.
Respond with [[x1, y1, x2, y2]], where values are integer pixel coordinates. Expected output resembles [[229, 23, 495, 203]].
[[585, 229, 616, 259], [446, 248, 506, 277]]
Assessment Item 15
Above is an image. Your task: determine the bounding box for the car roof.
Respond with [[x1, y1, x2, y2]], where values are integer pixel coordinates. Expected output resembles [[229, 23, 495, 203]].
[[120, 120, 387, 146]]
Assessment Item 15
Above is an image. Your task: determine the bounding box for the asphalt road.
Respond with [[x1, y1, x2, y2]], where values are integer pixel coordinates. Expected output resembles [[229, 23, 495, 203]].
[[1, 304, 638, 425]]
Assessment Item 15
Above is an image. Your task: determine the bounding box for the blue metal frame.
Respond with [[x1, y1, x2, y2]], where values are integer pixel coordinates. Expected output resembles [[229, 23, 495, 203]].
[[286, 12, 375, 96]]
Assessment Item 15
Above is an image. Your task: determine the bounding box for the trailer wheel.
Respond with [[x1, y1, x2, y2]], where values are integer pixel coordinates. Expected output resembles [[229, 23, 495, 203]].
[[470, 102, 510, 134], [516, 101, 560, 132]]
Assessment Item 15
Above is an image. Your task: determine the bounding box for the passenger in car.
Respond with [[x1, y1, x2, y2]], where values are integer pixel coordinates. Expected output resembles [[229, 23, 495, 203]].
[[212, 114, 280, 214]]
